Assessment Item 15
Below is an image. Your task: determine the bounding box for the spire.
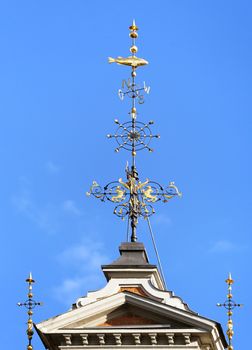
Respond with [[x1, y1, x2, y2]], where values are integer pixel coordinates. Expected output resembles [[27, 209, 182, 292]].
[[87, 21, 181, 243], [217, 273, 243, 350], [17, 273, 42, 350]]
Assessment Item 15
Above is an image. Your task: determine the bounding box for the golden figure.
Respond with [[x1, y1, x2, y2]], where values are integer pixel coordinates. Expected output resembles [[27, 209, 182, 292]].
[[108, 56, 148, 68], [111, 186, 126, 202], [119, 177, 148, 193], [142, 186, 158, 202]]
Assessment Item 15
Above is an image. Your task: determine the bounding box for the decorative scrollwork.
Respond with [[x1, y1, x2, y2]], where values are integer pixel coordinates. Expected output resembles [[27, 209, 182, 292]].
[[114, 204, 129, 219], [163, 182, 182, 202], [139, 203, 155, 218], [87, 170, 181, 222], [86, 181, 105, 201], [141, 181, 182, 203]]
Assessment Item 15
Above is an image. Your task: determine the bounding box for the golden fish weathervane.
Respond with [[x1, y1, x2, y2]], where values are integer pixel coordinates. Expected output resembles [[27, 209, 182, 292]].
[[108, 20, 148, 68], [108, 56, 148, 68], [87, 20, 181, 243]]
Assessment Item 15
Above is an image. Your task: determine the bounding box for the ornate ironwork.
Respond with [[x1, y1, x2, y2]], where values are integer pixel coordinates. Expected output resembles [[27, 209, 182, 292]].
[[17, 273, 42, 350], [217, 273, 243, 350], [87, 21, 181, 242], [87, 165, 181, 242], [118, 78, 150, 104], [107, 119, 160, 153]]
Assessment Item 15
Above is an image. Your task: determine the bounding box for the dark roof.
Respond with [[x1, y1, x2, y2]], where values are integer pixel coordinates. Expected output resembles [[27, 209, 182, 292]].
[[101, 242, 157, 269]]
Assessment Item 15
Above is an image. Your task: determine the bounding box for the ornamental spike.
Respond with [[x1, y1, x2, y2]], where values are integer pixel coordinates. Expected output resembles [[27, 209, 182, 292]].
[[217, 273, 243, 350], [26, 272, 34, 284], [226, 272, 234, 285], [18, 274, 42, 350]]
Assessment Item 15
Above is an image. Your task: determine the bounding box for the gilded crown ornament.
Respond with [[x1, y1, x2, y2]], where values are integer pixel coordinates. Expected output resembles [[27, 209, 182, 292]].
[[217, 273, 243, 350], [87, 21, 181, 242], [17, 273, 42, 350]]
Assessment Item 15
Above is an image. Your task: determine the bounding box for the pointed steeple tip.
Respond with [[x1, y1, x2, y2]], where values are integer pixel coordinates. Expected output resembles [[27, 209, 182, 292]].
[[26, 272, 35, 284], [226, 272, 234, 285], [129, 19, 138, 31]]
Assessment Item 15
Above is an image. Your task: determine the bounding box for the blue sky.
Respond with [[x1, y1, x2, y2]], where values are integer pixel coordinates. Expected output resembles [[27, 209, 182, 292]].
[[0, 1, 251, 349]]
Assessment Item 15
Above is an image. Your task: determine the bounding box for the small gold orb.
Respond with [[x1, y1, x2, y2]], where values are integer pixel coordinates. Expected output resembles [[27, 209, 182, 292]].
[[130, 32, 138, 39], [27, 345, 33, 350], [132, 151, 136, 156], [132, 107, 136, 113], [129, 24, 138, 31], [130, 45, 138, 53]]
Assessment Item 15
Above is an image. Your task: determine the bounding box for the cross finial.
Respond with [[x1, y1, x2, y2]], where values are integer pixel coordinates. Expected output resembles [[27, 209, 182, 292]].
[[17, 273, 42, 350], [88, 22, 181, 242], [217, 273, 243, 350]]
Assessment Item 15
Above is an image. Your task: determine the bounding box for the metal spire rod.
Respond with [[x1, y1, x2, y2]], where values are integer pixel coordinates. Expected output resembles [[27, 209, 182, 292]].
[[87, 21, 181, 243], [217, 273, 243, 350], [17, 273, 42, 350]]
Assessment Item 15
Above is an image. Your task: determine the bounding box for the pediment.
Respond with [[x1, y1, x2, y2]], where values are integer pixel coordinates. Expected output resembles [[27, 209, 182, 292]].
[[37, 292, 215, 333], [36, 292, 226, 350]]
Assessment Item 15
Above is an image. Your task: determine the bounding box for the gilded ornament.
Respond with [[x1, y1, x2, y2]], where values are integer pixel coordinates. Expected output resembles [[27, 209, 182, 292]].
[[88, 21, 181, 242], [108, 56, 148, 68], [130, 45, 138, 53], [217, 273, 242, 350], [18, 273, 42, 350]]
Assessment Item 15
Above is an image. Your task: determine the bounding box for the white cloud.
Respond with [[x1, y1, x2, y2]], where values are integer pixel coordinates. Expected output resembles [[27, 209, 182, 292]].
[[152, 213, 172, 226], [11, 192, 59, 234], [11, 177, 84, 234], [209, 239, 240, 253], [11, 191, 83, 235], [53, 274, 105, 306], [57, 240, 108, 269], [45, 161, 60, 174], [62, 200, 81, 216], [53, 240, 110, 305]]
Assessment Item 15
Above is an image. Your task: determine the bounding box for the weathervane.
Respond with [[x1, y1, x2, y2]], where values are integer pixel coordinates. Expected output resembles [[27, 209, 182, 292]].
[[87, 20, 181, 242], [18, 273, 42, 350], [217, 273, 243, 350]]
